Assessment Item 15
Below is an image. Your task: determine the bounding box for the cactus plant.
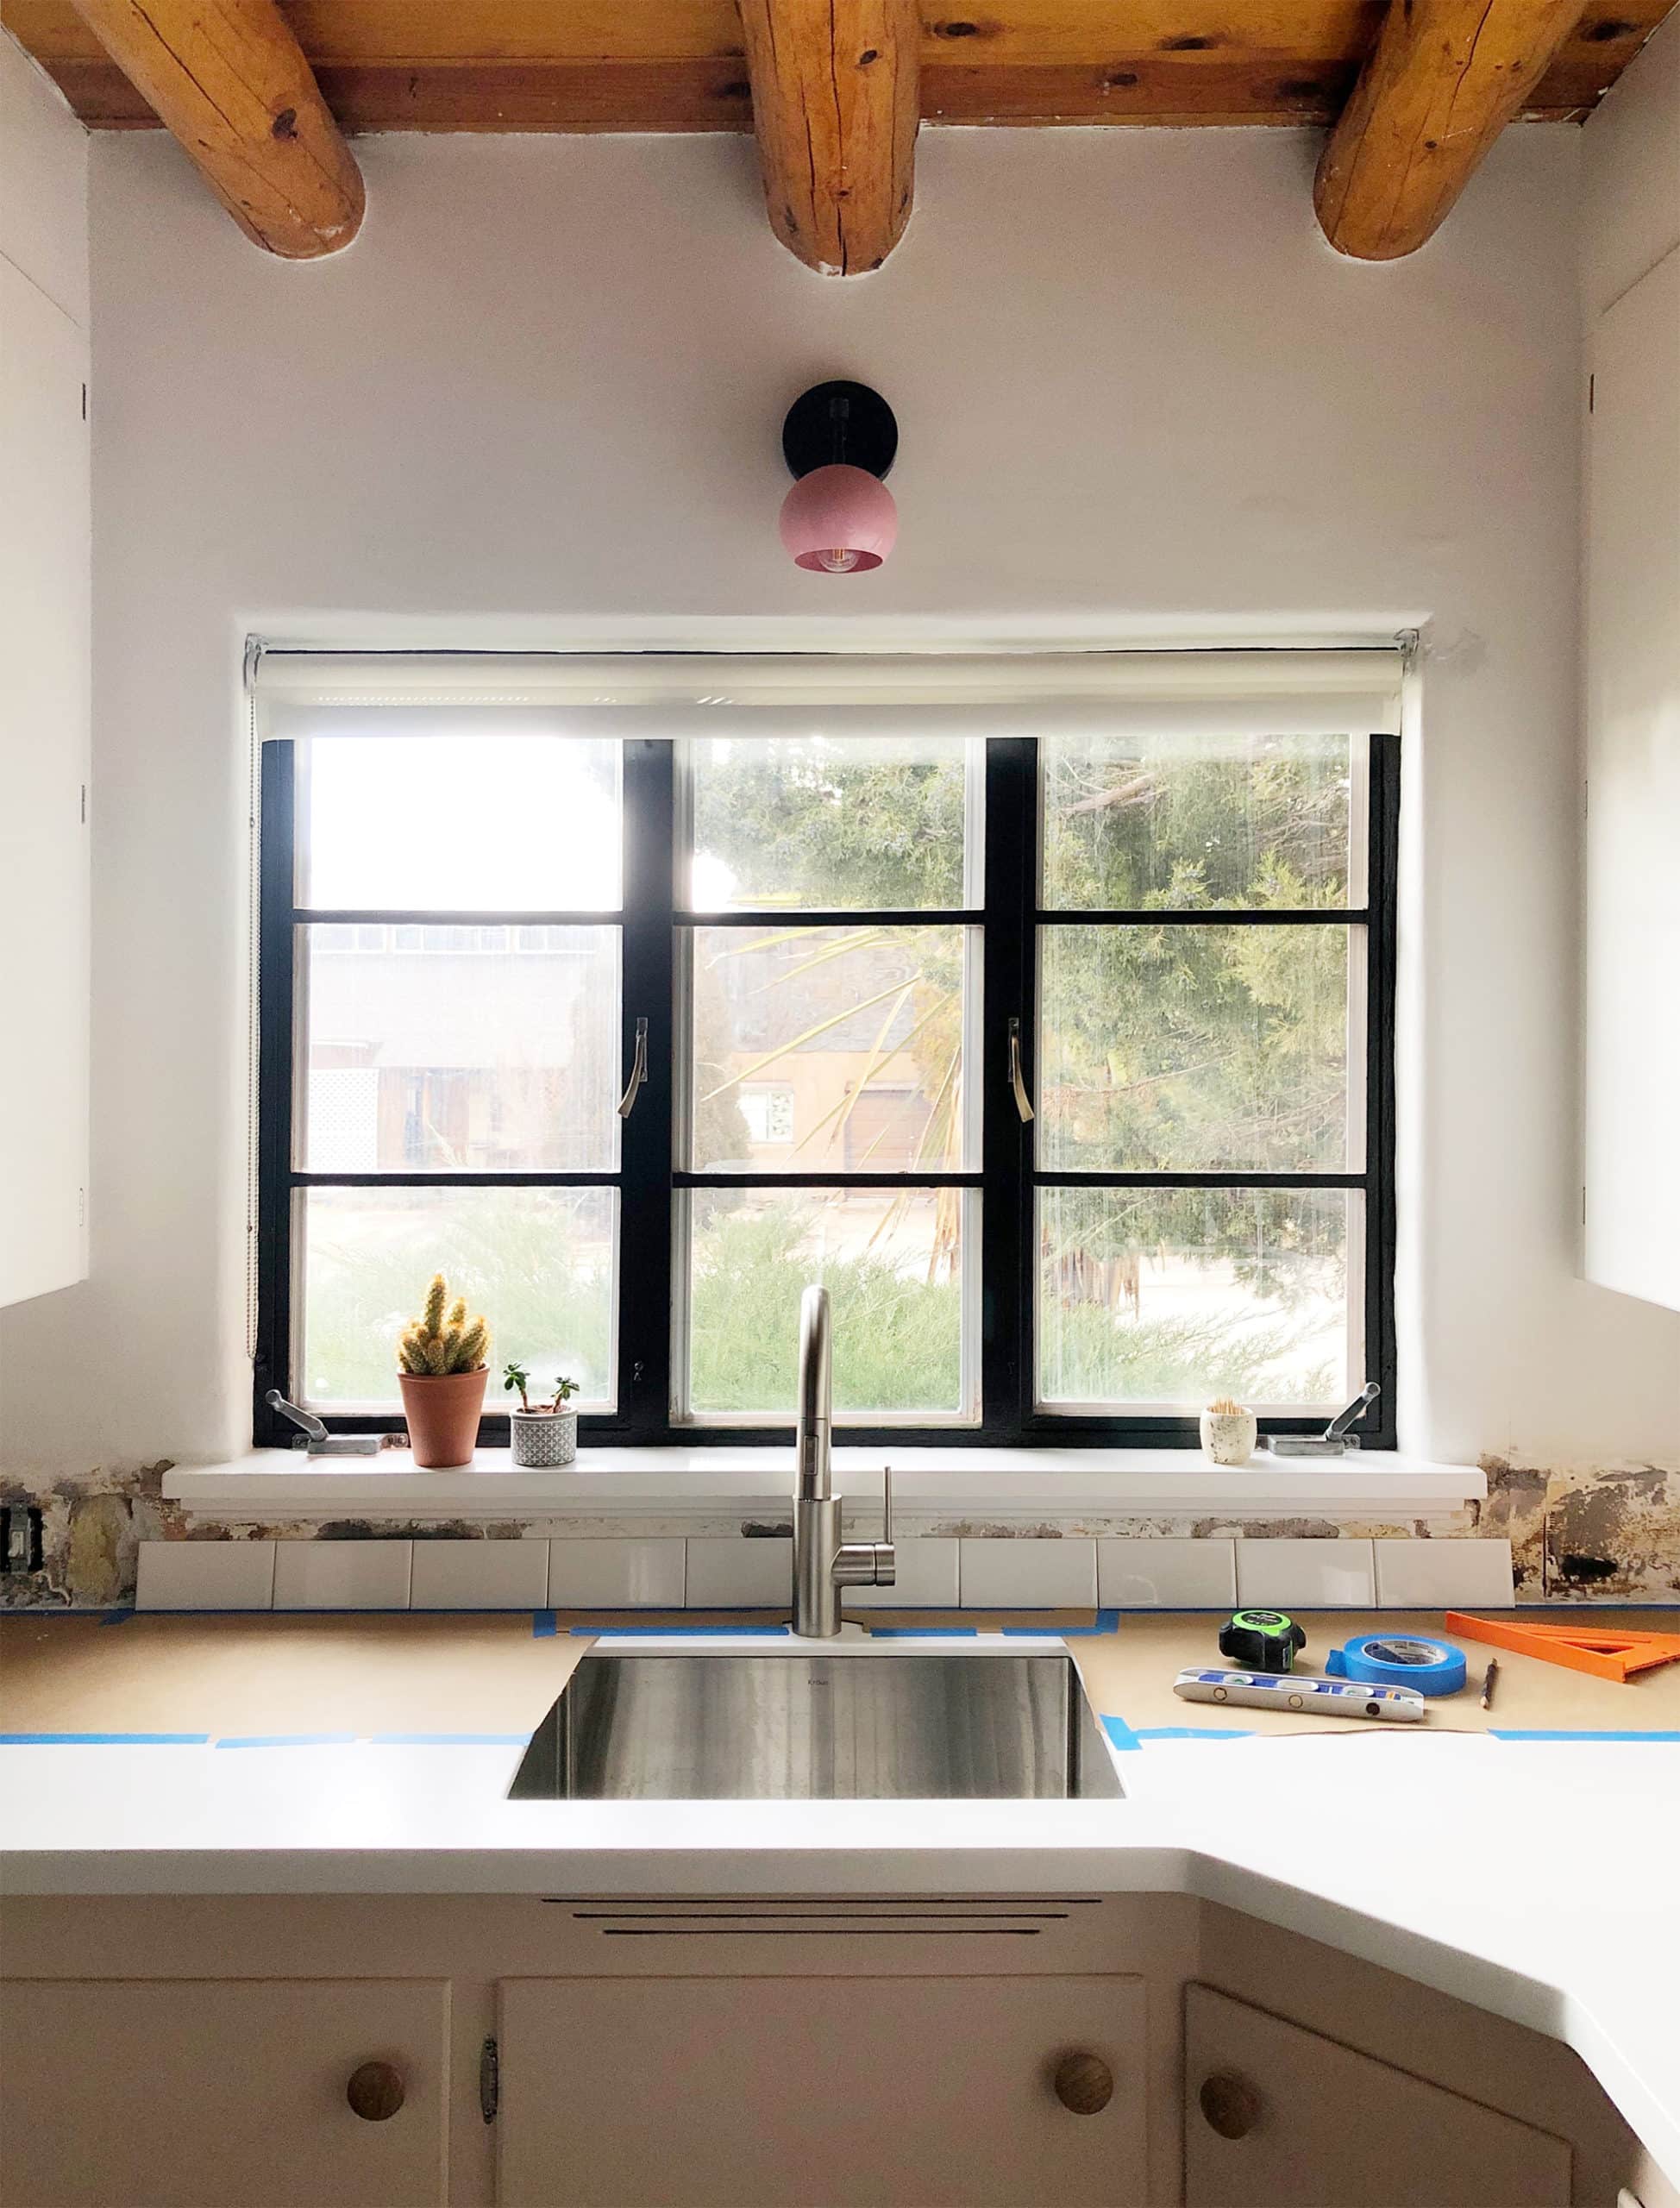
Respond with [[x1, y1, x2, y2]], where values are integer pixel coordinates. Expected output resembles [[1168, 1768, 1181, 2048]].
[[398, 1272, 489, 1377]]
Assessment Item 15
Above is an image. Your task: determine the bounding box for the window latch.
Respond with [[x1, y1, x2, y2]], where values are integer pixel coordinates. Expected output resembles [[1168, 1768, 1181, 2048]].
[[617, 1015, 649, 1119], [1007, 1016, 1035, 1124]]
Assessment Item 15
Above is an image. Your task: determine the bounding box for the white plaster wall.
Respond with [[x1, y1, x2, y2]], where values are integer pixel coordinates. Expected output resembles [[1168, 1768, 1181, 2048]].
[[3, 119, 1677, 1472]]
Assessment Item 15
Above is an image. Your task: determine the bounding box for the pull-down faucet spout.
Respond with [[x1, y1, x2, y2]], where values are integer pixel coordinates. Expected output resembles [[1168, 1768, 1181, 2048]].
[[791, 1285, 894, 1636]]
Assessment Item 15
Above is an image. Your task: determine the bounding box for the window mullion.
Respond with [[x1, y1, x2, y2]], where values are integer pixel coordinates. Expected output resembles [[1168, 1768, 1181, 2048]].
[[615, 738, 676, 1440], [981, 737, 1036, 1436], [254, 738, 298, 1448], [1363, 731, 1401, 1448]]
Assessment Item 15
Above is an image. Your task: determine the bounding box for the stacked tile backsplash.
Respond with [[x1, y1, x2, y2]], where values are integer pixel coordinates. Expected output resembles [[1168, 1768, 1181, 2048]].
[[128, 1529, 1523, 1615], [2, 1454, 1677, 1610]]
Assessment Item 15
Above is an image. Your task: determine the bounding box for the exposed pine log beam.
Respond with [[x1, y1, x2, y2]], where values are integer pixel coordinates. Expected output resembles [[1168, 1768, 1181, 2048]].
[[737, 0, 919, 275], [66, 0, 364, 257], [1315, 0, 1588, 260]]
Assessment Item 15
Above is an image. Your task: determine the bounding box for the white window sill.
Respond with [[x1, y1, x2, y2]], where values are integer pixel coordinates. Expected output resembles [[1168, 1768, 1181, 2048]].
[[163, 1446, 1483, 1524]]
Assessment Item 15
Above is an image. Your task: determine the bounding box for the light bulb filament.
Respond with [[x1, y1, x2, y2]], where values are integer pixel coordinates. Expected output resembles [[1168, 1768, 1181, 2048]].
[[818, 548, 861, 574]]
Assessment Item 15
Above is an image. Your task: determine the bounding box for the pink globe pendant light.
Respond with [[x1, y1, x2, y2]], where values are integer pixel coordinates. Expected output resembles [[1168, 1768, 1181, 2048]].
[[778, 382, 898, 575]]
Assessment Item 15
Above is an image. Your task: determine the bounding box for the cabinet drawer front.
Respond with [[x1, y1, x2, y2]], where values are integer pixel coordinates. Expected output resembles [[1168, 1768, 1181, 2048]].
[[1184, 1983, 1571, 2208], [0, 1979, 448, 2208], [499, 1973, 1147, 2207]]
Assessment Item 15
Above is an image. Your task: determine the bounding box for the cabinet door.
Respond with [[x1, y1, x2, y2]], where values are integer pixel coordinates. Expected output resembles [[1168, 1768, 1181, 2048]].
[[1584, 241, 1680, 1312], [498, 1973, 1146, 2207], [0, 1979, 448, 2208], [0, 254, 90, 1308], [1184, 1983, 1570, 2208]]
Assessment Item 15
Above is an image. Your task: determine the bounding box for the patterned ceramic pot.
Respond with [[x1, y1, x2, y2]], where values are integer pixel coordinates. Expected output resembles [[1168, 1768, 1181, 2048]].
[[1198, 1404, 1258, 1467], [510, 1406, 578, 1468]]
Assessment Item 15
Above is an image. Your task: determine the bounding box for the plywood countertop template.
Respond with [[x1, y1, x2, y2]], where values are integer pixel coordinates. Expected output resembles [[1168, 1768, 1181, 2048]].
[[3, 1605, 1677, 1741]]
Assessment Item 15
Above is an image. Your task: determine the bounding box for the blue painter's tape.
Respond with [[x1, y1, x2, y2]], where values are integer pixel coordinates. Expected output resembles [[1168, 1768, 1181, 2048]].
[[1134, 1726, 1253, 1741], [213, 1733, 358, 1749], [868, 1627, 980, 1640], [99, 1609, 135, 1627], [368, 1732, 532, 1746], [584, 1623, 793, 1639], [1100, 1713, 1142, 1752], [0, 1730, 210, 1746], [1056, 1609, 1121, 1638], [531, 1611, 558, 1637], [1489, 1728, 1680, 1743]]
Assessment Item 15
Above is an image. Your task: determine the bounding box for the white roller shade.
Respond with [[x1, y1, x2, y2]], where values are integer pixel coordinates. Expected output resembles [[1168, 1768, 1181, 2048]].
[[252, 649, 1403, 742]]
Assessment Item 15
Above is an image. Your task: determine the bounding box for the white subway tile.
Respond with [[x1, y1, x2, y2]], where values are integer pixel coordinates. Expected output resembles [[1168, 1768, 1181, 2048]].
[[1099, 1538, 1236, 1610], [683, 1537, 792, 1609], [959, 1539, 1098, 1610], [549, 1538, 686, 1610], [844, 1537, 961, 1609], [1235, 1538, 1375, 1609], [1374, 1538, 1514, 1609], [135, 1540, 274, 1612], [272, 1540, 411, 1611], [409, 1538, 549, 1611]]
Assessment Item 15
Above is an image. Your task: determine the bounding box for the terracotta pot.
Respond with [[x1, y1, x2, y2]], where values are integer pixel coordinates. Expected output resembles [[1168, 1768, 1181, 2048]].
[[398, 1365, 488, 1469]]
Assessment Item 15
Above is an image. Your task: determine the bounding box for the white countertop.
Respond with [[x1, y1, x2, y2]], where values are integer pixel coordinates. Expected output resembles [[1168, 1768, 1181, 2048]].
[[2, 1637, 1675, 2186]]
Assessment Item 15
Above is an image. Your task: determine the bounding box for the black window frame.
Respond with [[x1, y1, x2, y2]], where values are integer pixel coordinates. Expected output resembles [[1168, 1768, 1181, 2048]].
[[254, 726, 1398, 1451]]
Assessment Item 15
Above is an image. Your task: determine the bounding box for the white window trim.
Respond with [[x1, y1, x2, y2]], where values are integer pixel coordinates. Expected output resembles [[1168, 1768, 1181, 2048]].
[[164, 1447, 1482, 1525]]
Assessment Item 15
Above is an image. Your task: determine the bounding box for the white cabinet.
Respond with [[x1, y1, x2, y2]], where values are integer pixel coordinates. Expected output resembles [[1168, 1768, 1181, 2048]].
[[1183, 1983, 1571, 2208], [1583, 241, 1680, 1313], [0, 1979, 450, 2207], [498, 1973, 1149, 2206], [0, 249, 90, 1308]]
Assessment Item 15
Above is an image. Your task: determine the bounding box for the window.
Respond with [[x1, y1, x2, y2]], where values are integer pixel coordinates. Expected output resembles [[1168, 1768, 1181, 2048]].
[[254, 652, 1397, 1449]]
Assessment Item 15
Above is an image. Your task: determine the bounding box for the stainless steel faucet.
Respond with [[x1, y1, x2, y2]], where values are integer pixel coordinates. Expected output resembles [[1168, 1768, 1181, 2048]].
[[792, 1285, 894, 1636]]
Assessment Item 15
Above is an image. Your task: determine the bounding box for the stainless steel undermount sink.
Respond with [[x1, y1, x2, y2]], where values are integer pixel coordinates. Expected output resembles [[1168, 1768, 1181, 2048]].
[[508, 1647, 1123, 1803]]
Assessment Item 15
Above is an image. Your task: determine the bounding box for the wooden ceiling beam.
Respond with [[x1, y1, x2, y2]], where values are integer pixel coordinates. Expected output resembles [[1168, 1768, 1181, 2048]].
[[737, 0, 920, 274], [1315, 0, 1589, 260], [66, 0, 364, 257]]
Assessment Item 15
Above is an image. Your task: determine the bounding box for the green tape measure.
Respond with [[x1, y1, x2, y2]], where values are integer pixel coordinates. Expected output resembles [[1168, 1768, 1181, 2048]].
[[1218, 1609, 1308, 1673]]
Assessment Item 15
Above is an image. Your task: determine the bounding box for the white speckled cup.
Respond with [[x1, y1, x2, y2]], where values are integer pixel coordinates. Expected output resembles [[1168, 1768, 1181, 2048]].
[[1199, 1406, 1258, 1467]]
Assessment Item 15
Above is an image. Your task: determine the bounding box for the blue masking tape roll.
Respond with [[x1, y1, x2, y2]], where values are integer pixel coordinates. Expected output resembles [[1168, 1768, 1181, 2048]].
[[1325, 1633, 1466, 1697]]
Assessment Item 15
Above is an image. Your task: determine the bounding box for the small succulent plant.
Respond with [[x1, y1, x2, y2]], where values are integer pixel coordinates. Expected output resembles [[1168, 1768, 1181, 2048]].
[[398, 1272, 489, 1377], [503, 1363, 580, 1414]]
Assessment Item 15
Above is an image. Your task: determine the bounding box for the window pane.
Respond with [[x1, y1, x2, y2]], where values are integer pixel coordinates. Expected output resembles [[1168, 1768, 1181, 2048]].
[[688, 925, 972, 1171], [298, 925, 620, 1172], [299, 736, 622, 910], [1038, 924, 1352, 1171], [299, 1185, 617, 1408], [1037, 1186, 1352, 1409], [686, 734, 974, 911], [686, 1188, 969, 1417], [1042, 729, 1353, 910]]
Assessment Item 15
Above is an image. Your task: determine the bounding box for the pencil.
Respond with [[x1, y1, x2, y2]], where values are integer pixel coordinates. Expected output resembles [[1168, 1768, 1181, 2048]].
[[1479, 1659, 1498, 1711]]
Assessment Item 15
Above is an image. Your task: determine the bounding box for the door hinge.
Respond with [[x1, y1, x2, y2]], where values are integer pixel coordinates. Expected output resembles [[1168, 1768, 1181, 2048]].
[[479, 2036, 499, 2124], [80, 783, 87, 825]]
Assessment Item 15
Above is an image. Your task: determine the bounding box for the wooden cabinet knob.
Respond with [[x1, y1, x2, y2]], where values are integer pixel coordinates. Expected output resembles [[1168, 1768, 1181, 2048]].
[[1053, 2050, 1113, 2115], [346, 2061, 405, 2122], [1199, 2071, 1262, 2141]]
